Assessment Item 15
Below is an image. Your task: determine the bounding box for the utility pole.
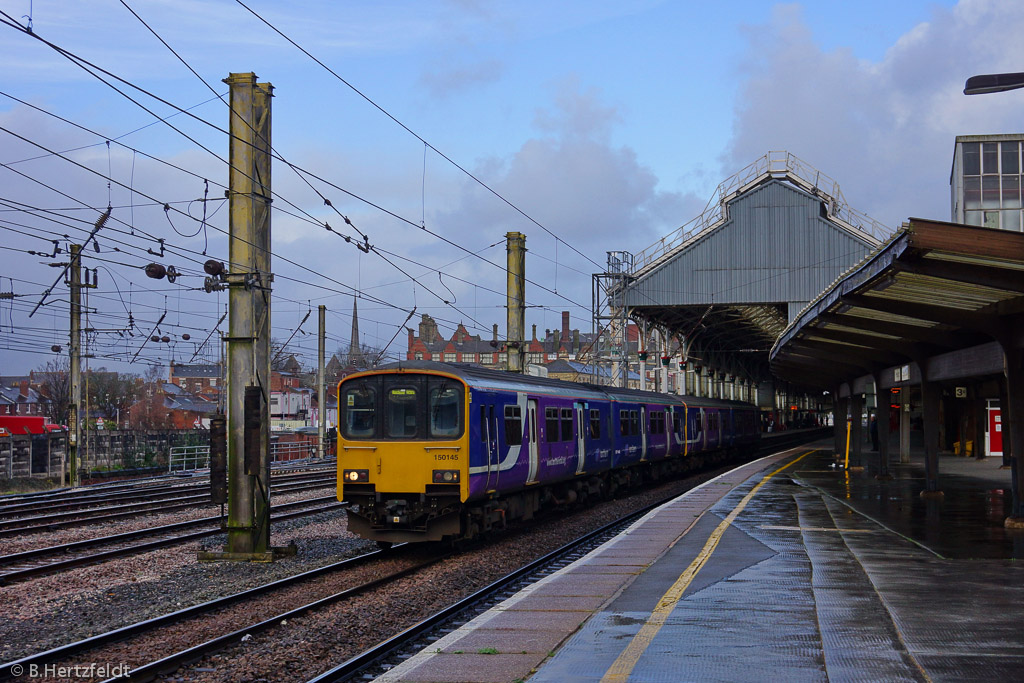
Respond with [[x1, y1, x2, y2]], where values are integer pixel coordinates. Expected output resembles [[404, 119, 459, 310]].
[[199, 72, 289, 562], [506, 232, 526, 373], [317, 304, 326, 459], [68, 244, 82, 487]]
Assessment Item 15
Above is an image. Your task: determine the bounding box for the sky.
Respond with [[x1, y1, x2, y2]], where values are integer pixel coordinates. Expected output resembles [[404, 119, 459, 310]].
[[2, 0, 1024, 378]]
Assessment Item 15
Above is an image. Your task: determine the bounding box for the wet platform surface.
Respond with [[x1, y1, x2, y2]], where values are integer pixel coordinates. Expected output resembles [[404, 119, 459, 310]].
[[376, 444, 1024, 682]]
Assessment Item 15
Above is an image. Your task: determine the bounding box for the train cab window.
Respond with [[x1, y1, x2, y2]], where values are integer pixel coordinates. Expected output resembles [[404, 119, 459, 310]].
[[342, 385, 376, 439], [504, 405, 522, 446], [545, 407, 560, 442], [386, 386, 419, 437], [428, 382, 462, 438], [561, 408, 573, 441], [589, 409, 601, 439]]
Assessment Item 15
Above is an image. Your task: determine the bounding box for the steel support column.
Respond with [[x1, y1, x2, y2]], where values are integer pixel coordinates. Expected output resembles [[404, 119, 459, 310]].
[[920, 376, 943, 497], [849, 392, 864, 470]]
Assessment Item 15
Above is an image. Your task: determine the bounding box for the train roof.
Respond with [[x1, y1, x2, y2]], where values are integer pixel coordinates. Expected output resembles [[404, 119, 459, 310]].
[[362, 361, 756, 409]]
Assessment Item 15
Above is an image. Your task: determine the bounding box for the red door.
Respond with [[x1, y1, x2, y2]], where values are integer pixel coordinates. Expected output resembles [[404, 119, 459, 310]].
[[988, 407, 1003, 456]]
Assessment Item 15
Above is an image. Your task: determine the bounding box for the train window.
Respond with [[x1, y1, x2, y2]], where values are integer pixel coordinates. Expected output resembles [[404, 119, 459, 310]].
[[480, 406, 487, 442], [630, 410, 640, 436], [386, 386, 419, 437], [504, 405, 522, 446], [619, 409, 630, 436], [673, 412, 681, 434], [342, 385, 376, 439], [589, 409, 601, 439], [545, 407, 560, 442], [561, 408, 573, 441], [650, 411, 664, 434], [428, 383, 462, 438]]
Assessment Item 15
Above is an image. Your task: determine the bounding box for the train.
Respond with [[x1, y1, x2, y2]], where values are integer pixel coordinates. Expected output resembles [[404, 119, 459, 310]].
[[336, 360, 760, 546]]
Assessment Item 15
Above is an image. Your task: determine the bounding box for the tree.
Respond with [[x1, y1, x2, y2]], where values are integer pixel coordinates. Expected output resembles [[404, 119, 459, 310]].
[[35, 357, 70, 425], [130, 365, 174, 430], [86, 368, 141, 428]]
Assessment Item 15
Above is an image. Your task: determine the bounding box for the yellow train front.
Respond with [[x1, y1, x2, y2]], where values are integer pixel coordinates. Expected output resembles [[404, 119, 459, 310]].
[[337, 366, 469, 546]]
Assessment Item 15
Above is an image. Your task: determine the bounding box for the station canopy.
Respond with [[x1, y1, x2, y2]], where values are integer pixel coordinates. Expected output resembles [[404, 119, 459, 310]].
[[770, 217, 1024, 391], [610, 152, 889, 382]]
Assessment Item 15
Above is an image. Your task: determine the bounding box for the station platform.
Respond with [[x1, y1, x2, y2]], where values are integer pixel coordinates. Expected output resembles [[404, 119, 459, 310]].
[[375, 442, 1024, 682]]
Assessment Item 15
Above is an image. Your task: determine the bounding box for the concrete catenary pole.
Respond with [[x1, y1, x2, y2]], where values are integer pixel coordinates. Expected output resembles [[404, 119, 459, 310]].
[[68, 244, 82, 488], [318, 305, 326, 459], [222, 73, 273, 559], [506, 232, 526, 373]]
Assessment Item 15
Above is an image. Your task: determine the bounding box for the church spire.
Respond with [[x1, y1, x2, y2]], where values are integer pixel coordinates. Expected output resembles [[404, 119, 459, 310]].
[[349, 296, 361, 366]]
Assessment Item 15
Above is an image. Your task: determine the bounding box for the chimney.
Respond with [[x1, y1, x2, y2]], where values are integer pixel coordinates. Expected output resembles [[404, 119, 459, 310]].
[[492, 324, 498, 342], [20, 380, 29, 397], [531, 324, 537, 341], [561, 312, 570, 344]]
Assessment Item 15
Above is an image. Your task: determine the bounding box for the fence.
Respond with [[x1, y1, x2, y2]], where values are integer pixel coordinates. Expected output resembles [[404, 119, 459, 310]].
[[166, 434, 335, 473]]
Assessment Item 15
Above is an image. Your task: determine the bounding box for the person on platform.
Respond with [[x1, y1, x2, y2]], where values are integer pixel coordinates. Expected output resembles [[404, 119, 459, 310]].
[[870, 413, 879, 451]]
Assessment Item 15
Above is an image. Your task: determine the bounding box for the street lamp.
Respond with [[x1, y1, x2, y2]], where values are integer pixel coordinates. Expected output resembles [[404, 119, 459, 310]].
[[964, 71, 1024, 95]]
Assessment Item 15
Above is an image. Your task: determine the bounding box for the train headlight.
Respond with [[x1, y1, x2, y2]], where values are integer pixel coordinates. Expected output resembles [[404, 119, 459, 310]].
[[432, 469, 459, 483], [344, 469, 368, 482]]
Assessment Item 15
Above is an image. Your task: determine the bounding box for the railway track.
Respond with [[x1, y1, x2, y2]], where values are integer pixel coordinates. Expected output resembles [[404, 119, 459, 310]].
[[0, 497, 346, 585], [0, 475, 337, 537], [0, 545, 442, 682], [0, 464, 336, 516], [0, 433, 827, 682]]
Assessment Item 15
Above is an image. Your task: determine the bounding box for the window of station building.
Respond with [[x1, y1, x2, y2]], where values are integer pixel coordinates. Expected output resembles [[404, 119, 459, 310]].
[[561, 407, 573, 441], [961, 140, 1024, 231], [589, 409, 601, 439], [414, 351, 423, 360], [504, 405, 522, 445], [444, 352, 457, 363]]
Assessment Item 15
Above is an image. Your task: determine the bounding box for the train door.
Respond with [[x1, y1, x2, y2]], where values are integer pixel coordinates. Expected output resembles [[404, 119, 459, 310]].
[[666, 406, 675, 455], [482, 404, 499, 489], [527, 399, 539, 483], [640, 405, 648, 461], [574, 402, 586, 474]]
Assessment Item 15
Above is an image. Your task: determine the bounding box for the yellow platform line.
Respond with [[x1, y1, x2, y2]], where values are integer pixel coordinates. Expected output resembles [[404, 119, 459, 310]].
[[601, 450, 815, 683]]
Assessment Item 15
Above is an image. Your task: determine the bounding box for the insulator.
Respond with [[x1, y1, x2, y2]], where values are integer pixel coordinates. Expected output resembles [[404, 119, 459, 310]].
[[51, 345, 62, 353], [151, 335, 160, 342], [204, 259, 226, 277], [145, 263, 166, 280], [182, 333, 191, 341], [161, 336, 171, 343]]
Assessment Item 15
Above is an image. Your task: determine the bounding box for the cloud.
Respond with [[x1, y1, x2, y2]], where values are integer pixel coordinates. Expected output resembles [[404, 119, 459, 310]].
[[420, 59, 504, 97], [434, 77, 701, 260], [723, 0, 1024, 230]]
